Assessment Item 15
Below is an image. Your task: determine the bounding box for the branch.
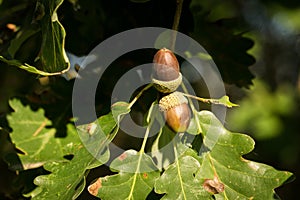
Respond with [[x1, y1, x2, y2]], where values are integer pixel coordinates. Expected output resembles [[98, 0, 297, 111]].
[[170, 0, 184, 51]]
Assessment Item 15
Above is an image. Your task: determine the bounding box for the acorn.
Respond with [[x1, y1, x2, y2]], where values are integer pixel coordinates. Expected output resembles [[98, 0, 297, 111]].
[[152, 48, 182, 93], [159, 92, 191, 133]]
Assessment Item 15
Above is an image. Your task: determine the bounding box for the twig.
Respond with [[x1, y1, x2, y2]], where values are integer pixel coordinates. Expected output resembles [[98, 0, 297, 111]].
[[127, 83, 153, 109], [170, 0, 184, 51]]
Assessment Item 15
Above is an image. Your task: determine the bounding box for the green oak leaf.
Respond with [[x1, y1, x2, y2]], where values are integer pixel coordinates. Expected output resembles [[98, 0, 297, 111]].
[[197, 110, 293, 199], [214, 95, 239, 107], [76, 102, 131, 166], [91, 171, 159, 200], [154, 30, 173, 49], [25, 124, 107, 200], [91, 150, 160, 199], [0, 56, 68, 76], [6, 99, 109, 199], [154, 148, 211, 200], [7, 99, 71, 169], [35, 0, 69, 73], [110, 149, 158, 173], [111, 101, 131, 122], [151, 126, 176, 170], [186, 115, 202, 135], [89, 102, 160, 199], [76, 117, 112, 164], [28, 101, 133, 199]]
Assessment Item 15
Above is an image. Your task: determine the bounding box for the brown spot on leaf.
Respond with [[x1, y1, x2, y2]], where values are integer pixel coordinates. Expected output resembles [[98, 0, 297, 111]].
[[143, 173, 148, 179], [203, 175, 224, 194], [118, 152, 127, 161], [88, 178, 102, 196]]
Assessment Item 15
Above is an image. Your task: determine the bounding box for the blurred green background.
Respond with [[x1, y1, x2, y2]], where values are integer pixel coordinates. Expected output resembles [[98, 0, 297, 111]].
[[0, 0, 299, 199]]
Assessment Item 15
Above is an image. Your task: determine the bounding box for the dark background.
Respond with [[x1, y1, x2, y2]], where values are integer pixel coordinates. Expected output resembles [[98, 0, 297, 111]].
[[0, 0, 299, 199]]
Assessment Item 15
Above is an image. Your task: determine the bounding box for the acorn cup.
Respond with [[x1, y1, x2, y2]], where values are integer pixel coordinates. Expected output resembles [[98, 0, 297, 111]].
[[152, 48, 182, 93], [159, 92, 191, 133]]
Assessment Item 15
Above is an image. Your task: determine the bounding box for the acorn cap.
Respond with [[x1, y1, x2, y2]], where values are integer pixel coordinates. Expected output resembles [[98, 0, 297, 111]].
[[152, 72, 182, 93], [159, 92, 188, 111]]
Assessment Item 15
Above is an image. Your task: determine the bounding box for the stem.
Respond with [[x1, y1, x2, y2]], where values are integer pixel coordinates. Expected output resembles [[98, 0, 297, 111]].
[[179, 92, 221, 104], [180, 92, 212, 103], [173, 138, 187, 200], [170, 0, 184, 51], [180, 82, 197, 112], [180, 92, 238, 107], [140, 120, 152, 154], [140, 102, 155, 153], [180, 82, 202, 133], [127, 121, 152, 198], [127, 83, 153, 109], [128, 102, 156, 199]]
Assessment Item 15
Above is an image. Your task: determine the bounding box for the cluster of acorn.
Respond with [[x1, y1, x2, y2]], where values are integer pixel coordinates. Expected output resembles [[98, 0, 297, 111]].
[[152, 48, 191, 133]]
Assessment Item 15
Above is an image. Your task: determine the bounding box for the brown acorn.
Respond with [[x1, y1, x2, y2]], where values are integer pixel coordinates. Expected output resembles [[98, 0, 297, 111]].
[[152, 48, 182, 93], [159, 92, 191, 133]]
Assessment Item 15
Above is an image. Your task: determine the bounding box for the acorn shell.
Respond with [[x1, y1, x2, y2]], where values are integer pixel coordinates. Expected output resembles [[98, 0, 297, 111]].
[[159, 92, 191, 133], [153, 48, 180, 81]]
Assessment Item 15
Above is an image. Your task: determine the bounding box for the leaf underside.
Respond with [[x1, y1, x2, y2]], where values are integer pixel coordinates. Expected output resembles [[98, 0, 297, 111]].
[[0, 0, 69, 75]]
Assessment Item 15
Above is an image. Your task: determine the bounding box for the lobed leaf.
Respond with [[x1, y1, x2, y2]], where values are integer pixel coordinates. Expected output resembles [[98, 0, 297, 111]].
[[6, 99, 109, 199], [196, 110, 293, 199], [7, 99, 292, 199], [91, 150, 160, 199], [90, 171, 159, 200], [111, 101, 131, 122], [89, 101, 160, 199], [7, 99, 70, 169], [76, 101, 131, 163], [26, 125, 107, 200], [110, 149, 158, 173], [155, 148, 211, 200], [151, 127, 176, 170]]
